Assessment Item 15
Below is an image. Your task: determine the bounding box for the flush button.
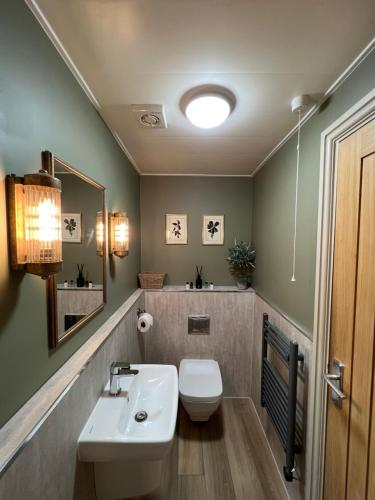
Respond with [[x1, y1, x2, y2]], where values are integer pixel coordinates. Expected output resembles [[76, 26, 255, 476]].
[[188, 315, 210, 335]]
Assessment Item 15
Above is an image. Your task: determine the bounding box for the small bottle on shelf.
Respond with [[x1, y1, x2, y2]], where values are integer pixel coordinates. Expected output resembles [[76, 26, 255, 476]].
[[185, 282, 190, 290], [209, 282, 214, 290]]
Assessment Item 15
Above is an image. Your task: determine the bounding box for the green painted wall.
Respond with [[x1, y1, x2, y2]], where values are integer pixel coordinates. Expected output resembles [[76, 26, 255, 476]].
[[252, 50, 375, 337], [141, 176, 253, 285], [0, 0, 140, 427]]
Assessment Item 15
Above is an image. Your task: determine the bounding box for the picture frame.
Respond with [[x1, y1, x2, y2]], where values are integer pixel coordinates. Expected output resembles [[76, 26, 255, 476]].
[[62, 213, 82, 243], [202, 215, 224, 245], [165, 214, 188, 244]]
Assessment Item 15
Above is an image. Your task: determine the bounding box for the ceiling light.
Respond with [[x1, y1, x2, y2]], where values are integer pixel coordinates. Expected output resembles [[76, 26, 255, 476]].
[[182, 86, 235, 129]]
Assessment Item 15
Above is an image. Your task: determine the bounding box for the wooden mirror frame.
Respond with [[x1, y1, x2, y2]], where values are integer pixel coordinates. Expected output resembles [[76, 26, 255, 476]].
[[42, 151, 107, 349]]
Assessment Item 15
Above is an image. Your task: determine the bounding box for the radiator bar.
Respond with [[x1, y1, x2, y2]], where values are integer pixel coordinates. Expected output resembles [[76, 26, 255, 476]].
[[261, 313, 304, 482]]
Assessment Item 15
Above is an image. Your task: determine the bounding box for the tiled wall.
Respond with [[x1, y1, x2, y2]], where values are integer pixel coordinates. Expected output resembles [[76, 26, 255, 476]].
[[251, 295, 313, 500], [144, 290, 255, 396], [0, 290, 312, 499], [0, 292, 145, 500]]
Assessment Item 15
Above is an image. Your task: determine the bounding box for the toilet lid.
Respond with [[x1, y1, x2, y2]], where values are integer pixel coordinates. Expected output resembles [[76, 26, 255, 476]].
[[179, 359, 222, 400]]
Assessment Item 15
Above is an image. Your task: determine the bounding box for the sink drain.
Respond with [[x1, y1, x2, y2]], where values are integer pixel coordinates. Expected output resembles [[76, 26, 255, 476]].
[[134, 410, 148, 422]]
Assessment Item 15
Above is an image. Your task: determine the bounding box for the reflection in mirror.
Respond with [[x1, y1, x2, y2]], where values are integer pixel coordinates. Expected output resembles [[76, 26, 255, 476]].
[[96, 211, 105, 256], [44, 152, 106, 348]]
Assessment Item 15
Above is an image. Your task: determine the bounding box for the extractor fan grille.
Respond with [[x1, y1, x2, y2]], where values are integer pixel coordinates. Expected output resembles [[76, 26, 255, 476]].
[[131, 104, 167, 129]]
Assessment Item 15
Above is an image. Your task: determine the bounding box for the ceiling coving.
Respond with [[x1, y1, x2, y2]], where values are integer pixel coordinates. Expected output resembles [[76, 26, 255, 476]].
[[30, 0, 375, 175]]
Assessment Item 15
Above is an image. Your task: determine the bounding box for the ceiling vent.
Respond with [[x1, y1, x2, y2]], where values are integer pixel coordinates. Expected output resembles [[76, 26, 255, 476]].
[[131, 104, 167, 129]]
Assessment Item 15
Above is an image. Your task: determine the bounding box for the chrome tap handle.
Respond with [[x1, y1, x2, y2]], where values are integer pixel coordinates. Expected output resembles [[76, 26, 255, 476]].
[[110, 361, 130, 375], [110, 362, 129, 396]]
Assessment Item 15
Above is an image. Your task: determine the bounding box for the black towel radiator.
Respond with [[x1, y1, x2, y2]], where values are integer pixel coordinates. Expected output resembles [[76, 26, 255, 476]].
[[261, 313, 304, 481]]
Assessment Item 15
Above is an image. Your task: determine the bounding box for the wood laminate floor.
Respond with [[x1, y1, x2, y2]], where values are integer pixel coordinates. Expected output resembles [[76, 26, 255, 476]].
[[130, 398, 288, 500]]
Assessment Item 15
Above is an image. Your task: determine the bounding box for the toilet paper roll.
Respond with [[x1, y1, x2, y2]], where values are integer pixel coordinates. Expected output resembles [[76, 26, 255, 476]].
[[137, 312, 153, 333]]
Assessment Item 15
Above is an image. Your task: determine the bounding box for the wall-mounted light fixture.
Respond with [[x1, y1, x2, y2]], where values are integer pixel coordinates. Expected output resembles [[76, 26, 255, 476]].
[[109, 212, 129, 257], [6, 170, 62, 279], [96, 211, 105, 256]]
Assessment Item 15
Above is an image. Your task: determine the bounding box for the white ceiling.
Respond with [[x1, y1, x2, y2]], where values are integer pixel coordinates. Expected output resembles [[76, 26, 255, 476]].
[[32, 0, 375, 175]]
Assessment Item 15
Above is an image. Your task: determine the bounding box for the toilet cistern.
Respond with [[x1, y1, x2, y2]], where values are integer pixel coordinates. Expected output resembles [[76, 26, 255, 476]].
[[109, 362, 139, 396]]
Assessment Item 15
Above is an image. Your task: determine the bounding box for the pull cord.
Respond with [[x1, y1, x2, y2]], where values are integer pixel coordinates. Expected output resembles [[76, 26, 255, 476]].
[[290, 109, 301, 283]]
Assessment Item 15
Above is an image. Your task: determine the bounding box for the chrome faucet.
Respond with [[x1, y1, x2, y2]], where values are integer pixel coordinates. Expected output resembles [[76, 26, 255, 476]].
[[109, 362, 139, 396]]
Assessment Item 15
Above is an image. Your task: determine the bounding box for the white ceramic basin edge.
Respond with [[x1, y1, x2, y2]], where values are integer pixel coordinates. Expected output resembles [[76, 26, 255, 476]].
[[78, 364, 178, 462]]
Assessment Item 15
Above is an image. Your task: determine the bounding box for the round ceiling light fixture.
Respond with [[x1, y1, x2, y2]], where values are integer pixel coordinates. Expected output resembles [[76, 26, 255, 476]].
[[181, 85, 235, 129]]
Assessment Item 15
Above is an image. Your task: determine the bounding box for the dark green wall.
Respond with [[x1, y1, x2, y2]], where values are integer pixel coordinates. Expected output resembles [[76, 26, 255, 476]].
[[141, 176, 253, 285], [0, 0, 140, 427], [252, 50, 375, 337]]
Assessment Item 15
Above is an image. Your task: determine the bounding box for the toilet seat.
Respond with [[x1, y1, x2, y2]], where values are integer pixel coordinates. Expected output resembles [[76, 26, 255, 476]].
[[179, 359, 222, 402]]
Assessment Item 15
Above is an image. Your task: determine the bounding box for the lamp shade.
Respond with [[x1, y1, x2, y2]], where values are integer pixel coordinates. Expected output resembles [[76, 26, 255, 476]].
[[109, 212, 129, 257], [6, 170, 62, 278], [96, 211, 105, 256]]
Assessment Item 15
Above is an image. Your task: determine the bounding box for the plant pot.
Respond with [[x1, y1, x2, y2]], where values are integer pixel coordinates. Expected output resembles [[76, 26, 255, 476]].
[[236, 276, 248, 290]]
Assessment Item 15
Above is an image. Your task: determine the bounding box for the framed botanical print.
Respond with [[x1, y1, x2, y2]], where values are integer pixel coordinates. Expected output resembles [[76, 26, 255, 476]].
[[165, 214, 188, 244], [202, 215, 224, 245], [62, 213, 82, 243]]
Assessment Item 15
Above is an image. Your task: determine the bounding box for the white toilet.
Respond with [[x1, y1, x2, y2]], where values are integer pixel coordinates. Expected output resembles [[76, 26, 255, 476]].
[[179, 359, 223, 421]]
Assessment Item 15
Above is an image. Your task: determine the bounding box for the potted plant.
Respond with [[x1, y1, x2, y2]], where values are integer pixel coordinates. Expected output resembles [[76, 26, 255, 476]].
[[227, 240, 256, 289]]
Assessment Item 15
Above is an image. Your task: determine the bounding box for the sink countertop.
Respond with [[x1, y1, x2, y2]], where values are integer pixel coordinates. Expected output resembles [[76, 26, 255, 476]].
[[57, 284, 104, 290], [143, 285, 254, 293]]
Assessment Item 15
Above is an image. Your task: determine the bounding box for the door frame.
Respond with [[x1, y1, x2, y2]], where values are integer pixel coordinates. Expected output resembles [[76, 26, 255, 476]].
[[306, 88, 375, 500]]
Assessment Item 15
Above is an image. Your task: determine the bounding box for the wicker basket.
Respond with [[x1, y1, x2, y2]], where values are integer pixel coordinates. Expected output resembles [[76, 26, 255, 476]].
[[138, 272, 165, 289]]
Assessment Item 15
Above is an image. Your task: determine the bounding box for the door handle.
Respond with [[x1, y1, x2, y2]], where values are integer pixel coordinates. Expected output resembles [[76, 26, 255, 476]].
[[323, 374, 346, 400], [323, 359, 346, 408]]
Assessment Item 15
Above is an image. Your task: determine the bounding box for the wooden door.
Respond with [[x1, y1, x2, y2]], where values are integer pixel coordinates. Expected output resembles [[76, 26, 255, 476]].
[[324, 119, 375, 500]]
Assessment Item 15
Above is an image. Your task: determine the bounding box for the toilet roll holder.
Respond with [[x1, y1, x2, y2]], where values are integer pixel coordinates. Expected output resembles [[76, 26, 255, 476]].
[[137, 308, 152, 333]]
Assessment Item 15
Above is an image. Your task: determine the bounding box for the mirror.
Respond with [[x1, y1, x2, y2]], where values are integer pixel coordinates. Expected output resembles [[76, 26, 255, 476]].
[[43, 152, 106, 348]]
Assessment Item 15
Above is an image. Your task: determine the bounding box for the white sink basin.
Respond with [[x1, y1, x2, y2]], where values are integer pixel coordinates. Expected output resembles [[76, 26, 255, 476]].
[[79, 364, 178, 462], [78, 364, 178, 499]]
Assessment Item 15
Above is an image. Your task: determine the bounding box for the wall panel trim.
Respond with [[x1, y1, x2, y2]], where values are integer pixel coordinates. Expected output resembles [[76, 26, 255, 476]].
[[0, 288, 143, 478], [253, 290, 312, 339]]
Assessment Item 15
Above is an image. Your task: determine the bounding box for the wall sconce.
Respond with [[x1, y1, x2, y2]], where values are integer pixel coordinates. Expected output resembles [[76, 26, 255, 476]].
[[109, 212, 129, 257], [96, 211, 105, 256], [6, 170, 62, 279]]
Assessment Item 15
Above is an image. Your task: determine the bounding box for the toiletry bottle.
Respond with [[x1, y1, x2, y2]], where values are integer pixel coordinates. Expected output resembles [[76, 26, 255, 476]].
[[185, 282, 190, 290], [64, 280, 68, 288], [205, 281, 209, 289], [189, 281, 194, 289], [70, 280, 74, 287], [210, 282, 214, 290], [89, 281, 93, 289]]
